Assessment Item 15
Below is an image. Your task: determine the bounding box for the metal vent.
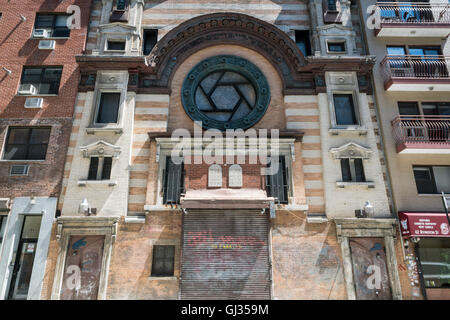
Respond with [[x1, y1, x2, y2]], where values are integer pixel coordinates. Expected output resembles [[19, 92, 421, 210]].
[[10, 165, 29, 176]]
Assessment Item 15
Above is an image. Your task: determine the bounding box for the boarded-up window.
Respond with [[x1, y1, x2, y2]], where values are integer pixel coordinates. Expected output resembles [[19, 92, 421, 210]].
[[151, 245, 175, 277], [60, 235, 105, 300]]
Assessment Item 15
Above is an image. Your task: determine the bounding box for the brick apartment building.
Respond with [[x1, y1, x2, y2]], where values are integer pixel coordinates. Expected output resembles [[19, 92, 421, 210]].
[[0, 0, 92, 300], [32, 0, 405, 300]]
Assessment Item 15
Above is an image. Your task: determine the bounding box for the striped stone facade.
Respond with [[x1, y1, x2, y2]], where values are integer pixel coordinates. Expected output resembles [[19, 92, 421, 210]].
[[39, 0, 402, 300]]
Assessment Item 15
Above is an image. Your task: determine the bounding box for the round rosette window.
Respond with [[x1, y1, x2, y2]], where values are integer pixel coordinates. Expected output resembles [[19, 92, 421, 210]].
[[181, 55, 270, 130]]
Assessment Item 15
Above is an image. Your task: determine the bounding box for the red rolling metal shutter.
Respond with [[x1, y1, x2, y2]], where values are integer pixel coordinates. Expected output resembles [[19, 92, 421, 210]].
[[181, 209, 271, 300]]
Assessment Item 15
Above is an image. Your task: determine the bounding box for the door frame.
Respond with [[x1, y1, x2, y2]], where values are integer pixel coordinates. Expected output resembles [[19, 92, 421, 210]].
[[50, 216, 119, 300], [7, 237, 38, 300], [335, 218, 402, 300]]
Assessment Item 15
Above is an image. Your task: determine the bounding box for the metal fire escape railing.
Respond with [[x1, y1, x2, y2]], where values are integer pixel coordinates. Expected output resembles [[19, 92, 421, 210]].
[[391, 115, 450, 148], [381, 55, 450, 82], [376, 2, 450, 25]]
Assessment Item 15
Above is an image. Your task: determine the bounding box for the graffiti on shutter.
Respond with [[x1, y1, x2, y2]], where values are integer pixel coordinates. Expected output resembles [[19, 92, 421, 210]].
[[181, 210, 271, 299], [60, 235, 105, 300], [349, 237, 392, 300]]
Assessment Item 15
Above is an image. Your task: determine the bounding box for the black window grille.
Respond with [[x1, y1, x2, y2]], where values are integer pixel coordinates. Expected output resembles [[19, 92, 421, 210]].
[[266, 156, 289, 204], [3, 127, 50, 160], [163, 157, 185, 205], [151, 245, 175, 277]]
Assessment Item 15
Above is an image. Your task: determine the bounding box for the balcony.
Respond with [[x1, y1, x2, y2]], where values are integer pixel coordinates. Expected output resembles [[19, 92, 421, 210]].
[[381, 55, 450, 91], [391, 115, 450, 153], [375, 2, 450, 37]]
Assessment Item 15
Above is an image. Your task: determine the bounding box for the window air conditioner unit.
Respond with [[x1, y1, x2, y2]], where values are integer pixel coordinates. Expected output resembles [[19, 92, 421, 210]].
[[33, 29, 50, 38], [0, 198, 11, 212], [10, 165, 29, 176], [38, 40, 55, 50], [18, 84, 37, 95], [24, 97, 43, 108]]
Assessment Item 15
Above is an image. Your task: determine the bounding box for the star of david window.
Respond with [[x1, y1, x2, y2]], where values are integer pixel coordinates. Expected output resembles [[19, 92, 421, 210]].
[[181, 55, 270, 130]]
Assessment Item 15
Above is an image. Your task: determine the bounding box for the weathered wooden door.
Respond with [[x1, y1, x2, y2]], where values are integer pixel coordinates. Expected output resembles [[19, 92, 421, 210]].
[[349, 237, 392, 300], [60, 235, 105, 300]]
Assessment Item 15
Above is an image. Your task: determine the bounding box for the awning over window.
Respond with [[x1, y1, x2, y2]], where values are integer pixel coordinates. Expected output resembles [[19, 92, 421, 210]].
[[399, 212, 450, 238]]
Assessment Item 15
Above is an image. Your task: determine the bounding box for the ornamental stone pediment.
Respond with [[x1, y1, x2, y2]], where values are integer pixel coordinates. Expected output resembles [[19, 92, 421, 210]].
[[79, 140, 122, 158], [330, 142, 372, 159]]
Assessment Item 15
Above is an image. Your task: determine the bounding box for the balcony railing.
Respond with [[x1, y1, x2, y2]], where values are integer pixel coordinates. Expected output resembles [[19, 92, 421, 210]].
[[381, 55, 450, 82], [391, 115, 450, 151], [376, 2, 450, 25]]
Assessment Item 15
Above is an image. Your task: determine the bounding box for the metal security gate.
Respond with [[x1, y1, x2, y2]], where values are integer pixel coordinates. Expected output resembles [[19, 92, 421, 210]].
[[181, 210, 271, 300]]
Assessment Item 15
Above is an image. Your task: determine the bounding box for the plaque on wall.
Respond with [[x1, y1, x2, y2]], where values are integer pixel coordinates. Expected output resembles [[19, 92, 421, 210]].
[[228, 165, 243, 188], [208, 164, 222, 188]]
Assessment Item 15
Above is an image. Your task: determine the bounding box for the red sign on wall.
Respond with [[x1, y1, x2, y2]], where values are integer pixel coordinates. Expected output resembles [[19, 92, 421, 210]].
[[399, 212, 450, 238]]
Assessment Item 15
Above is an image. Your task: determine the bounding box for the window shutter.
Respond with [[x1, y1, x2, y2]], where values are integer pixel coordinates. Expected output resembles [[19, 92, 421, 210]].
[[267, 156, 288, 204], [163, 157, 184, 205]]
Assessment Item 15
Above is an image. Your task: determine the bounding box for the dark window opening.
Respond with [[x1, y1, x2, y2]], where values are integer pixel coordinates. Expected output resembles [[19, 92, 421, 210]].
[[20, 67, 62, 95], [341, 158, 352, 182], [87, 157, 113, 181], [266, 156, 289, 204], [328, 41, 346, 53], [107, 40, 125, 51], [143, 29, 158, 55], [398, 101, 420, 115], [327, 0, 337, 11], [151, 245, 175, 277], [413, 166, 450, 194], [3, 127, 50, 160], [96, 93, 121, 124], [88, 157, 99, 180], [102, 157, 112, 180], [34, 14, 70, 38], [333, 94, 358, 125], [295, 30, 311, 57], [340, 158, 366, 182], [116, 0, 127, 10], [163, 157, 185, 205], [0, 215, 7, 245]]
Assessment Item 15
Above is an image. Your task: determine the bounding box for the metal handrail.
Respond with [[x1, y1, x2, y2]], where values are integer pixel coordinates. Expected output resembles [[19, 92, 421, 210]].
[[381, 55, 450, 81], [391, 115, 450, 146], [376, 2, 450, 24]]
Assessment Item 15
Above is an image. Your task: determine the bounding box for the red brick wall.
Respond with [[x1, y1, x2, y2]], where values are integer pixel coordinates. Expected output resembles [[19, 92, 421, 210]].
[[185, 156, 265, 190], [0, 0, 92, 198]]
